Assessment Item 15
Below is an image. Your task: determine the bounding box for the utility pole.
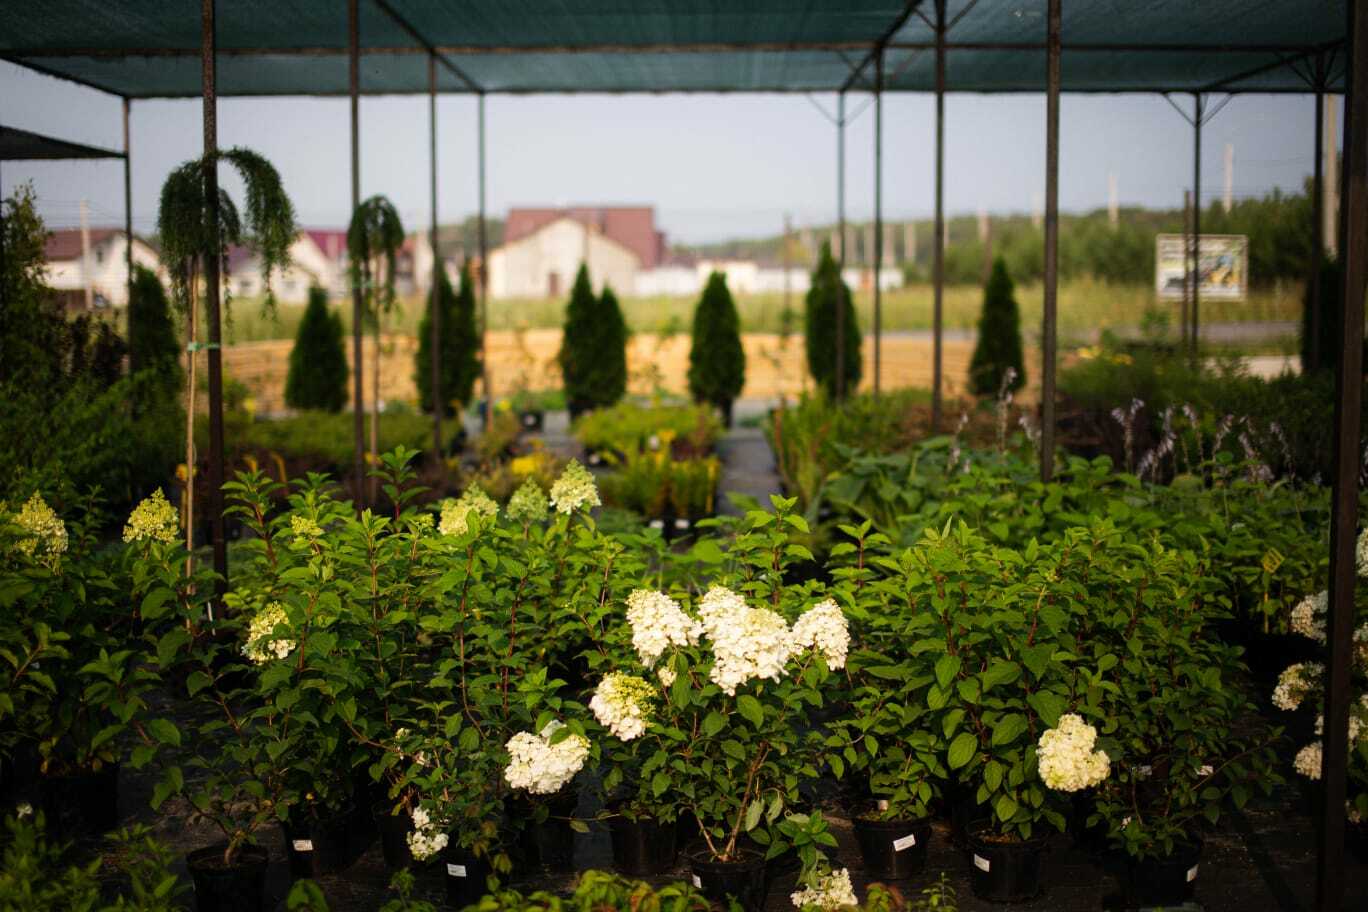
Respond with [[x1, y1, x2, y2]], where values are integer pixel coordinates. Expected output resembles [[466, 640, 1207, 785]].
[[1223, 143, 1234, 213], [79, 199, 93, 310], [1108, 173, 1119, 228], [782, 212, 792, 321], [1326, 94, 1341, 258]]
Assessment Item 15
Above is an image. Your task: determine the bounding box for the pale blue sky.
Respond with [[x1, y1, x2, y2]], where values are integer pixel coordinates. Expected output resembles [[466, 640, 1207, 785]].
[[1, 59, 1327, 245]]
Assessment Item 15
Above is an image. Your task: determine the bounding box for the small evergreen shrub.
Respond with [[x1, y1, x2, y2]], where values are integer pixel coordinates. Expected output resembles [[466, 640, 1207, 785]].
[[968, 256, 1026, 396], [687, 271, 746, 421], [804, 242, 861, 397], [415, 262, 482, 416], [559, 266, 627, 414], [285, 286, 348, 412], [127, 265, 181, 386]]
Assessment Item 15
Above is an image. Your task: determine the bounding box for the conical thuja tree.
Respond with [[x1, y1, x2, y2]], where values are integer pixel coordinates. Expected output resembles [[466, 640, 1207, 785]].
[[597, 283, 629, 407], [688, 270, 746, 425], [804, 241, 861, 398], [127, 264, 182, 389], [348, 195, 405, 500], [286, 286, 348, 412], [158, 147, 296, 566], [968, 256, 1026, 396], [560, 264, 626, 416], [416, 261, 482, 417]]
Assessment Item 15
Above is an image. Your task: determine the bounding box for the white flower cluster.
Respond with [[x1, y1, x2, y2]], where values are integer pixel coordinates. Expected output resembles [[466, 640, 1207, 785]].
[[290, 515, 324, 540], [13, 493, 68, 566], [507, 478, 550, 523], [790, 599, 850, 670], [504, 721, 590, 795], [625, 589, 703, 666], [405, 805, 449, 860], [1295, 741, 1323, 780], [1037, 714, 1110, 792], [1290, 591, 1328, 642], [698, 586, 794, 695], [790, 869, 858, 911], [549, 460, 600, 514], [1294, 695, 1368, 782], [1358, 528, 1368, 577], [657, 667, 677, 688], [590, 673, 656, 741], [242, 602, 296, 664], [1272, 662, 1323, 710], [123, 490, 179, 544], [439, 484, 499, 536]]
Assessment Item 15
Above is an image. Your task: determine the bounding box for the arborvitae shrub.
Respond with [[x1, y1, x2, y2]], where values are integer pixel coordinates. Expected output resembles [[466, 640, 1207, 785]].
[[688, 271, 746, 419], [968, 256, 1026, 396], [804, 242, 861, 397], [127, 265, 181, 387], [285, 286, 348, 412], [416, 262, 482, 416], [597, 283, 629, 408], [559, 265, 627, 414]]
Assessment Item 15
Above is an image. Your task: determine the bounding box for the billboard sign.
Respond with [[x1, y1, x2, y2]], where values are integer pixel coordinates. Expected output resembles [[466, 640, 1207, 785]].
[[1155, 234, 1248, 300]]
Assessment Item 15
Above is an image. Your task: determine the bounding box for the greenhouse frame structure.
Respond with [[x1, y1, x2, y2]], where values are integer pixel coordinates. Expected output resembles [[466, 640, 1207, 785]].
[[0, 3, 1364, 904]]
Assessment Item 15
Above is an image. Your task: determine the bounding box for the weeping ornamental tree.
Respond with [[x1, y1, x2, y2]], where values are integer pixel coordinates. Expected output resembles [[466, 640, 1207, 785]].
[[804, 241, 861, 398], [415, 261, 482, 417], [347, 195, 405, 500], [688, 271, 746, 426], [559, 265, 627, 416], [158, 148, 295, 561], [286, 286, 348, 412], [968, 256, 1026, 396]]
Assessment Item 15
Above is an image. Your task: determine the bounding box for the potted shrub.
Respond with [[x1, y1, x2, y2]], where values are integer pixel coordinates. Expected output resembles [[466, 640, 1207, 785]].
[[688, 271, 746, 428]]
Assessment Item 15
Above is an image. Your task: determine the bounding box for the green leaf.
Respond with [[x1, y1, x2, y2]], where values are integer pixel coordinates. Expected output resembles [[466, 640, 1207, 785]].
[[990, 713, 1027, 747], [147, 718, 181, 747], [744, 800, 763, 831], [703, 711, 727, 737], [651, 771, 670, 797], [1027, 691, 1065, 728], [736, 694, 764, 728], [1021, 644, 1054, 679], [948, 732, 978, 770], [994, 793, 1019, 823], [934, 655, 962, 689]]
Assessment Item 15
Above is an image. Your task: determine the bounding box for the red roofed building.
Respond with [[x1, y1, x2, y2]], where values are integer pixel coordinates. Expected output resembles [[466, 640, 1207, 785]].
[[490, 205, 667, 299], [43, 228, 162, 310]]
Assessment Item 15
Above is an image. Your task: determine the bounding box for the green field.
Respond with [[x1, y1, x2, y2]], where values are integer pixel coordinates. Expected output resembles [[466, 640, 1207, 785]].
[[221, 278, 1303, 345]]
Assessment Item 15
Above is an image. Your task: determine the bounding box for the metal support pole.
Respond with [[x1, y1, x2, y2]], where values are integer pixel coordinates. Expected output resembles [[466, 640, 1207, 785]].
[[200, 0, 228, 590], [932, 0, 947, 429], [428, 54, 442, 465], [478, 93, 490, 431], [123, 98, 134, 365], [1311, 82, 1325, 372], [1191, 93, 1204, 362], [836, 91, 847, 400], [873, 50, 883, 397], [1317, 4, 1366, 909], [1040, 0, 1060, 483], [348, 0, 364, 503]]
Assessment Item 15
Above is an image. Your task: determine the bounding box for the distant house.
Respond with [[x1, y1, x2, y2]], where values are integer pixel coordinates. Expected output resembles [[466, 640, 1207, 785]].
[[43, 228, 161, 310], [488, 206, 666, 299], [227, 230, 347, 302]]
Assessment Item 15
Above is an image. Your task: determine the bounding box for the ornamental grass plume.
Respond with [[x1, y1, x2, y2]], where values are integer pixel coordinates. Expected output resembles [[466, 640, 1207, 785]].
[[589, 673, 656, 741], [123, 489, 179, 544], [549, 459, 600, 514], [504, 721, 590, 795], [1037, 714, 1109, 792]]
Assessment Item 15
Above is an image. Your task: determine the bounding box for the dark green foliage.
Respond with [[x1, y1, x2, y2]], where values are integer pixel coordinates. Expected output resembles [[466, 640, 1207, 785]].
[[687, 271, 746, 410], [127, 266, 181, 386], [559, 265, 627, 413], [1298, 257, 1368, 376], [285, 287, 349, 412], [968, 257, 1026, 395], [415, 262, 482, 415], [804, 242, 861, 397]]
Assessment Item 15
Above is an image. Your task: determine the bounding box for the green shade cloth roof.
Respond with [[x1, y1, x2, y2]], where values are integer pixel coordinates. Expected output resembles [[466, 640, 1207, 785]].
[[0, 1, 1347, 98], [0, 124, 125, 160]]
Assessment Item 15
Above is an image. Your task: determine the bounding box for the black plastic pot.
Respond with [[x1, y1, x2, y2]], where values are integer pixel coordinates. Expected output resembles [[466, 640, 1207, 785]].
[[852, 815, 931, 881], [375, 805, 414, 869], [40, 762, 120, 836], [186, 843, 269, 912], [282, 808, 352, 879], [608, 813, 678, 876], [966, 828, 1048, 903], [442, 844, 493, 909], [1125, 841, 1202, 907], [689, 849, 769, 912]]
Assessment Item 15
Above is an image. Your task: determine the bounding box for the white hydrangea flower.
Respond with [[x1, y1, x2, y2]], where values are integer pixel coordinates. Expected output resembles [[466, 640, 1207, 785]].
[[1037, 714, 1110, 792], [1350, 802, 1363, 824], [698, 586, 795, 696], [549, 460, 600, 514], [589, 673, 656, 741], [439, 484, 499, 536], [625, 589, 703, 666], [790, 869, 858, 911], [657, 666, 677, 688], [1358, 528, 1368, 577], [507, 478, 550, 523], [504, 720, 590, 795], [1272, 662, 1324, 711], [1295, 741, 1323, 780], [1290, 591, 1328, 643], [790, 599, 850, 670], [242, 602, 296, 664], [406, 805, 450, 860], [14, 493, 68, 567], [123, 490, 179, 544]]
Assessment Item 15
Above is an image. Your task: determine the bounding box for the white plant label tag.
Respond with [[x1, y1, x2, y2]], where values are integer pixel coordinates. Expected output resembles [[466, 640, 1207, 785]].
[[292, 840, 313, 852], [523, 414, 536, 427], [447, 864, 468, 878], [892, 834, 917, 852], [876, 799, 890, 811], [973, 854, 991, 872], [674, 518, 689, 530], [691, 875, 703, 888], [649, 519, 665, 529], [1186, 864, 1199, 883]]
